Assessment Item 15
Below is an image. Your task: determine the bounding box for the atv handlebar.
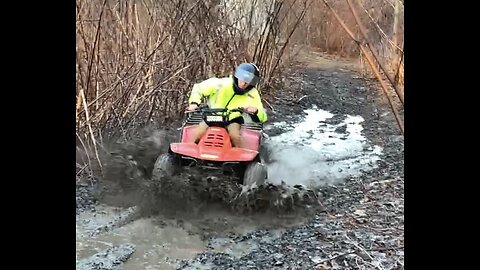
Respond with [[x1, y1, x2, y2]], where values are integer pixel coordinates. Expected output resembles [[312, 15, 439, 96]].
[[186, 106, 244, 114]]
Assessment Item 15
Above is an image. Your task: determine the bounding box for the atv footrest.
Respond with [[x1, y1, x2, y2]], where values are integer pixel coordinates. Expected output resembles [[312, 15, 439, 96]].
[[241, 123, 263, 131]]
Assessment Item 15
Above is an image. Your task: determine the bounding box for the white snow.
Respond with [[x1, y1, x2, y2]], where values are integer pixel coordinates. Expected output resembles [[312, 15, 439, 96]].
[[264, 105, 383, 187]]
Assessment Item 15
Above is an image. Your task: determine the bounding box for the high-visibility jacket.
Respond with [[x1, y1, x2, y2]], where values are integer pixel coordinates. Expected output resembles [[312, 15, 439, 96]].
[[188, 75, 267, 123]]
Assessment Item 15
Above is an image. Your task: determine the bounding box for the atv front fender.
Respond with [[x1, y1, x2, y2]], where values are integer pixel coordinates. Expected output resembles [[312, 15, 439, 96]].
[[171, 143, 258, 162]]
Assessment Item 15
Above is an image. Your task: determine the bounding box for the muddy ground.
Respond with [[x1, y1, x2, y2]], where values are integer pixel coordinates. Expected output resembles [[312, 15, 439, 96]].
[[76, 51, 404, 269]]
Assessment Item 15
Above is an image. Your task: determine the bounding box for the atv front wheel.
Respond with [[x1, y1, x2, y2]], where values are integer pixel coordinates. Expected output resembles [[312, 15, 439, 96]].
[[242, 162, 267, 188], [152, 153, 178, 179]]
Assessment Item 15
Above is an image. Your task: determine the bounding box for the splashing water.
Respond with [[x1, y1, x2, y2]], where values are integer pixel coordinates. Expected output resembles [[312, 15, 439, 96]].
[[264, 105, 383, 188]]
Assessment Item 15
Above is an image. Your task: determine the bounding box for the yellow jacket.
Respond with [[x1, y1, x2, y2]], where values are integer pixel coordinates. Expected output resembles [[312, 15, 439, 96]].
[[188, 75, 267, 123]]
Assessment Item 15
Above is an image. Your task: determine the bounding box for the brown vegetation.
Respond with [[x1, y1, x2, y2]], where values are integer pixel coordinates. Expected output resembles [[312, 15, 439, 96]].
[[76, 0, 404, 169]]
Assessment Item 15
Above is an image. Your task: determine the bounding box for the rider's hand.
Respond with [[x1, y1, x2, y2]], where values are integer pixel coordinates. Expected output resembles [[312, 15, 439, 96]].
[[244, 106, 258, 114], [186, 103, 198, 112]]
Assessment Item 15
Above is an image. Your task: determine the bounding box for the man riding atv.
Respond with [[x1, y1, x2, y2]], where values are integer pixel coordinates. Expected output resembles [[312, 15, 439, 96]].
[[186, 63, 268, 148], [151, 63, 269, 189]]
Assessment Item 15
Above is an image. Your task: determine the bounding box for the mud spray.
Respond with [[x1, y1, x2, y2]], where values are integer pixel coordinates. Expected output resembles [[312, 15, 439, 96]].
[[76, 105, 383, 269]]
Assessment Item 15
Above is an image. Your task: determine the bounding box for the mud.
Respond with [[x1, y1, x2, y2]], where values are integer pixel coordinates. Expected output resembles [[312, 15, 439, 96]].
[[76, 52, 404, 269], [77, 244, 135, 270]]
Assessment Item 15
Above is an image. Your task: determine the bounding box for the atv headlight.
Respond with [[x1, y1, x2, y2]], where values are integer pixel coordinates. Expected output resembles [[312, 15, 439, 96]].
[[206, 115, 223, 122]]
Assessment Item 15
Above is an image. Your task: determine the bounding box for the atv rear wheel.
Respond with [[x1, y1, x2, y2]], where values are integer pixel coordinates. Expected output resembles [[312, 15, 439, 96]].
[[242, 162, 267, 188]]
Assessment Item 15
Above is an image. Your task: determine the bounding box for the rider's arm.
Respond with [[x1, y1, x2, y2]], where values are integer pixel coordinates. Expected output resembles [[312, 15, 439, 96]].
[[248, 89, 268, 123], [188, 78, 220, 105]]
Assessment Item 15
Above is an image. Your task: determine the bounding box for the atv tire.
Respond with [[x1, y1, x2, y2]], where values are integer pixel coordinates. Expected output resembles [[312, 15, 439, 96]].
[[152, 153, 178, 180], [242, 162, 267, 188]]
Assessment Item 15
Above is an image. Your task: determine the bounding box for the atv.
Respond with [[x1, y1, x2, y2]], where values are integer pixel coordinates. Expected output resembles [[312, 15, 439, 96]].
[[153, 105, 268, 188]]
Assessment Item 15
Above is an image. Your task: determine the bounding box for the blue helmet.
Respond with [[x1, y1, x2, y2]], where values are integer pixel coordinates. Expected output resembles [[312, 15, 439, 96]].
[[233, 63, 260, 94]]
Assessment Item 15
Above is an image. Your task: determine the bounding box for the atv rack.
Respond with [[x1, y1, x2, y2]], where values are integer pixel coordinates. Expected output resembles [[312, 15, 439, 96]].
[[184, 111, 263, 131]]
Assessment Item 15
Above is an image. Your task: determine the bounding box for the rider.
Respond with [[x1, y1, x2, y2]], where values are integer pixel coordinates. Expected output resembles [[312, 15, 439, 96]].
[[186, 63, 268, 148]]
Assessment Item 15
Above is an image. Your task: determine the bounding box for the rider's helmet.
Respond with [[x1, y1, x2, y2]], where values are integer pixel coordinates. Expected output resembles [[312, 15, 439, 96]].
[[233, 63, 260, 95]]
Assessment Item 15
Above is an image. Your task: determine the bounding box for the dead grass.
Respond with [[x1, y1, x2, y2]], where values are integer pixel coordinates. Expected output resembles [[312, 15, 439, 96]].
[[298, 0, 404, 86], [75, 0, 404, 171], [76, 0, 311, 165]]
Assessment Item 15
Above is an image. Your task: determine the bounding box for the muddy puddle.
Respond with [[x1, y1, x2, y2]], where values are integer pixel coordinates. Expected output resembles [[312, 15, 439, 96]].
[[76, 205, 204, 269], [76, 204, 307, 269], [76, 104, 384, 269]]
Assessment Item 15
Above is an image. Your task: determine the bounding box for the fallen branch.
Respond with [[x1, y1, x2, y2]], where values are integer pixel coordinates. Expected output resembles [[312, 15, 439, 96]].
[[76, 163, 88, 176], [345, 234, 378, 267], [263, 97, 275, 112], [297, 95, 308, 102]]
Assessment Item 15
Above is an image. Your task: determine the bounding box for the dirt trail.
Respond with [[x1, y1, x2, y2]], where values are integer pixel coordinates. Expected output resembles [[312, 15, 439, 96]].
[[76, 52, 404, 269]]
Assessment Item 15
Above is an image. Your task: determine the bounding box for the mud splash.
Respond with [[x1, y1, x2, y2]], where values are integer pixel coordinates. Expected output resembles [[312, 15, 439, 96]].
[[90, 126, 176, 209]]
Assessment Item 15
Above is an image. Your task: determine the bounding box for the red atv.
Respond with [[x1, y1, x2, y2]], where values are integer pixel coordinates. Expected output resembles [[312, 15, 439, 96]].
[[153, 105, 268, 188]]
